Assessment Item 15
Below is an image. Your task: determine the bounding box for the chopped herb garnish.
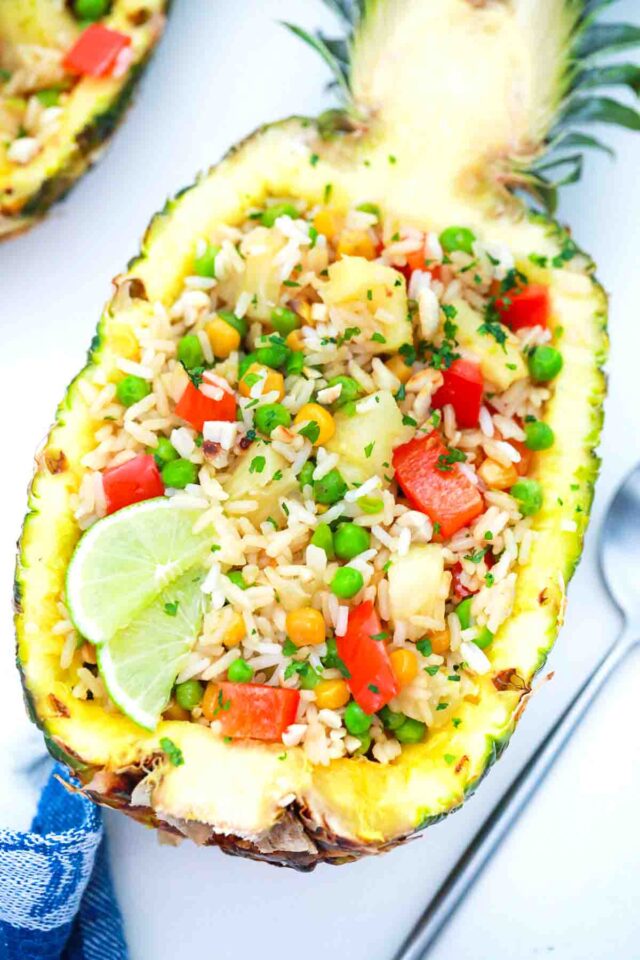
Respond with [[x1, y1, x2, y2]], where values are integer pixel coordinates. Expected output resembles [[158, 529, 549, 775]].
[[436, 447, 466, 472], [164, 601, 179, 616], [310, 153, 319, 166], [464, 547, 487, 564], [337, 326, 362, 346], [282, 638, 298, 656], [416, 638, 432, 657], [371, 332, 386, 343], [323, 183, 333, 204], [298, 421, 320, 444], [402, 414, 417, 427], [321, 637, 351, 678], [368, 683, 380, 694], [159, 738, 184, 767], [369, 632, 389, 641], [425, 665, 440, 677], [436, 701, 449, 711], [249, 455, 266, 474], [364, 441, 375, 458], [444, 753, 456, 765], [452, 717, 462, 728]]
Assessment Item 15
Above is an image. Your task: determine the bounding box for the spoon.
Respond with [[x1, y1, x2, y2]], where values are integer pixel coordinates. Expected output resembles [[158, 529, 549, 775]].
[[392, 463, 640, 960]]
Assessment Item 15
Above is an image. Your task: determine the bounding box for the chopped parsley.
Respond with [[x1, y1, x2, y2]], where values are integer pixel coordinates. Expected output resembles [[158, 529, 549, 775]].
[[425, 665, 440, 677], [436, 447, 466, 472], [163, 601, 179, 617], [321, 637, 351, 678], [159, 738, 184, 767], [364, 441, 375, 458], [371, 332, 386, 343], [249, 455, 266, 474], [337, 326, 361, 346], [282, 638, 298, 657], [416, 638, 432, 657], [464, 547, 487, 564], [298, 421, 320, 444]]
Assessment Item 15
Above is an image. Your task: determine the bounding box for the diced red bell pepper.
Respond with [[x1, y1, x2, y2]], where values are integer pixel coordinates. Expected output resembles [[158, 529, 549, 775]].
[[495, 283, 550, 331], [337, 601, 398, 714], [175, 380, 236, 432], [452, 563, 474, 600], [210, 682, 300, 741], [392, 431, 484, 539], [399, 246, 442, 282], [63, 24, 131, 78], [431, 359, 483, 429], [102, 454, 164, 515]]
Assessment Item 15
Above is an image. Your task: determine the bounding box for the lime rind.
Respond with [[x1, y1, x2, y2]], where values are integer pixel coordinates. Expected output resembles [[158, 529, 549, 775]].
[[66, 498, 212, 645], [97, 567, 206, 730]]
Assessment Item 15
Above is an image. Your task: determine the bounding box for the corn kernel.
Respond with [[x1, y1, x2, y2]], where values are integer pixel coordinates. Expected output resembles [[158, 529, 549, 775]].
[[285, 607, 326, 648], [295, 302, 312, 325], [315, 679, 350, 710], [294, 402, 335, 445], [239, 362, 285, 401], [286, 330, 304, 352], [478, 457, 518, 491], [223, 611, 246, 648], [430, 629, 450, 655], [386, 354, 413, 384], [109, 322, 139, 361], [313, 207, 344, 241], [389, 648, 419, 688], [206, 317, 241, 359], [201, 681, 221, 722], [337, 230, 376, 260]]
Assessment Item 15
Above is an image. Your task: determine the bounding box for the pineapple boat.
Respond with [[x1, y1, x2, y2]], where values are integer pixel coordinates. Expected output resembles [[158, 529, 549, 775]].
[[16, 0, 640, 868], [0, 0, 168, 238]]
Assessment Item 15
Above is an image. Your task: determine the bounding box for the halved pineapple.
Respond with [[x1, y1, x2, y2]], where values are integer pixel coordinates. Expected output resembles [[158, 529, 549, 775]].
[[16, 0, 638, 867]]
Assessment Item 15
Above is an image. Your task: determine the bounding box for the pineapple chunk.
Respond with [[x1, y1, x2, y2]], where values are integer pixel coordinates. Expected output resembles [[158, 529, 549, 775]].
[[217, 226, 287, 322], [451, 298, 527, 390], [325, 389, 413, 484], [223, 444, 297, 523], [388, 544, 446, 624], [320, 256, 411, 353]]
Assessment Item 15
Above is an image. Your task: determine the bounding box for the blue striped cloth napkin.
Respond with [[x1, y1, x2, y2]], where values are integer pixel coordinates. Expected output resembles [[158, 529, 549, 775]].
[[0, 763, 127, 959]]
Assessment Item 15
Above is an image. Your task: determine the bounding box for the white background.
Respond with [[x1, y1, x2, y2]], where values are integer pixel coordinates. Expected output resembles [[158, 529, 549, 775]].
[[1, 2, 639, 958]]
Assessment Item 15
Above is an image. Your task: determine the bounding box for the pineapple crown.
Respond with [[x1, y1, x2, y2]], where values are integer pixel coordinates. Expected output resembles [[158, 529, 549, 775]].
[[285, 0, 640, 213]]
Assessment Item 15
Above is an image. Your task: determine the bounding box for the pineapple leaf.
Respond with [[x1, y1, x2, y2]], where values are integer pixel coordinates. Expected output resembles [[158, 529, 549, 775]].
[[579, 63, 640, 96], [551, 131, 615, 158], [562, 95, 640, 131], [281, 22, 351, 102], [576, 22, 640, 58]]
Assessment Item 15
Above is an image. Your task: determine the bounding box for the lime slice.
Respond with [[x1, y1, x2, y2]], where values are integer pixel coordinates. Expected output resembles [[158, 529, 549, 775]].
[[98, 568, 206, 730], [66, 498, 212, 645]]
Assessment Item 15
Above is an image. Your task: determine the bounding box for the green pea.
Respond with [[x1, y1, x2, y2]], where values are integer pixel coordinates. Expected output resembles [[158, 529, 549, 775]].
[[439, 226, 476, 255], [286, 351, 305, 377], [193, 243, 220, 278], [344, 701, 372, 736], [511, 478, 544, 517], [36, 88, 61, 107], [334, 522, 371, 561], [227, 658, 254, 684], [474, 626, 494, 650], [116, 375, 150, 408], [524, 420, 555, 451], [239, 351, 259, 379], [227, 570, 248, 590], [73, 0, 110, 20], [356, 202, 381, 221], [177, 334, 204, 371], [271, 307, 300, 337], [299, 663, 322, 690], [528, 345, 563, 382], [326, 375, 362, 407], [455, 597, 473, 630], [153, 437, 179, 467], [353, 732, 372, 756], [395, 717, 427, 744], [218, 310, 248, 338], [310, 522, 334, 559], [378, 706, 406, 731], [254, 342, 291, 370], [261, 203, 300, 227], [161, 459, 198, 489], [330, 566, 364, 599], [175, 679, 203, 711], [299, 461, 315, 490], [254, 403, 291, 435], [314, 468, 347, 505], [357, 496, 384, 515]]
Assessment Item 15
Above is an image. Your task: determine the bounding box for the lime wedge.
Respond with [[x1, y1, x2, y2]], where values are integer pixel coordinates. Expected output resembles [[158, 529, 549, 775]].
[[98, 568, 206, 730], [66, 498, 212, 645]]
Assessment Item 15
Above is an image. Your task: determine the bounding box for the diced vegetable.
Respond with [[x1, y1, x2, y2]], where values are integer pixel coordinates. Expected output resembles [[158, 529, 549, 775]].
[[63, 24, 131, 77], [528, 345, 563, 382], [325, 389, 412, 483], [337, 601, 398, 713], [224, 444, 297, 523], [431, 358, 483, 428], [285, 607, 326, 647], [202, 681, 300, 741], [389, 648, 418, 688], [294, 403, 336, 445], [392, 431, 484, 538], [330, 567, 364, 599], [102, 454, 163, 514], [388, 544, 446, 622], [315, 679, 350, 710], [451, 299, 527, 390], [496, 283, 550, 330], [175, 380, 236, 431], [320, 257, 411, 352]]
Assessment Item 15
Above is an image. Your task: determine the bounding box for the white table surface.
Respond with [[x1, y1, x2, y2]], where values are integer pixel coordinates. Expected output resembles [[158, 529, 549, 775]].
[[1, 2, 639, 958]]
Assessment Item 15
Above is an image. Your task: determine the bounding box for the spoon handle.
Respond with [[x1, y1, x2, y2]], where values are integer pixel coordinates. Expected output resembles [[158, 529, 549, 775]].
[[391, 630, 633, 960]]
